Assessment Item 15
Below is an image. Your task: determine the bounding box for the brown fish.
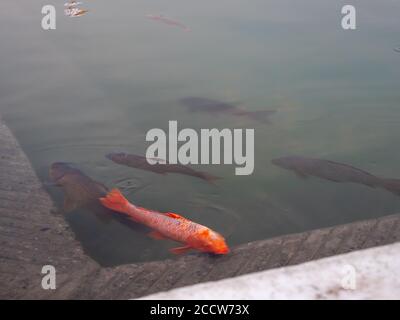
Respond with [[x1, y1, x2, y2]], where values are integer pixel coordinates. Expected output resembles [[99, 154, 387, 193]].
[[272, 156, 383, 188], [64, 1, 82, 8], [180, 97, 276, 124], [50, 162, 148, 250], [272, 156, 400, 198], [49, 162, 109, 213], [106, 153, 220, 183]]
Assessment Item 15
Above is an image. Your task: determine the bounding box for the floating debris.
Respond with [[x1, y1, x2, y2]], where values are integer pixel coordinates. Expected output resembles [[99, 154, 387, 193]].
[[64, 1, 82, 7], [64, 8, 89, 17], [394, 46, 400, 53], [146, 14, 191, 32], [64, 1, 88, 17]]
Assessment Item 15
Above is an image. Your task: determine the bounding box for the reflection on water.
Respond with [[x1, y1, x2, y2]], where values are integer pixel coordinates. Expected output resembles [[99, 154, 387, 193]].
[[114, 176, 149, 195], [1, 0, 400, 265]]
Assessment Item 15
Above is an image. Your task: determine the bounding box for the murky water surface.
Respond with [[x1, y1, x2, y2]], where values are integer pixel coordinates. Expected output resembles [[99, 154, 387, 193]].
[[1, 1, 399, 266]]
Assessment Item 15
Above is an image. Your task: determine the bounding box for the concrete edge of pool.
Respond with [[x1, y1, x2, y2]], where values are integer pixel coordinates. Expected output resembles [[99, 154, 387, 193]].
[[1, 113, 399, 299], [140, 242, 400, 300]]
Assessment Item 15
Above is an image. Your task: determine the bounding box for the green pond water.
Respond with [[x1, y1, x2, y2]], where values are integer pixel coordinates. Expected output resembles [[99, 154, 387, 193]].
[[1, 0, 400, 266]]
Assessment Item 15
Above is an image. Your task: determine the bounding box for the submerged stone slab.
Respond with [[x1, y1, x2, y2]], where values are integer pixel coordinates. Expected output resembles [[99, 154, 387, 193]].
[[1, 114, 400, 299]]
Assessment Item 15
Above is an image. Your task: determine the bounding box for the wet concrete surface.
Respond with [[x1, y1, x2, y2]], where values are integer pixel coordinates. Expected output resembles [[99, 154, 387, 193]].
[[1, 114, 400, 299]]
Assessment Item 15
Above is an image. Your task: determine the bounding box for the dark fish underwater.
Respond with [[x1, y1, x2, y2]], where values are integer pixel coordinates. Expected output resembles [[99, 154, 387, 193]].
[[180, 97, 276, 124], [49, 162, 109, 213], [49, 162, 144, 229], [106, 152, 220, 183], [272, 155, 400, 196]]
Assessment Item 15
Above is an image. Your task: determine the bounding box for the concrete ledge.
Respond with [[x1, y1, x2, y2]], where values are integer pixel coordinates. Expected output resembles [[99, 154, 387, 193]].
[[141, 242, 400, 300], [0, 115, 99, 299], [1, 113, 400, 299]]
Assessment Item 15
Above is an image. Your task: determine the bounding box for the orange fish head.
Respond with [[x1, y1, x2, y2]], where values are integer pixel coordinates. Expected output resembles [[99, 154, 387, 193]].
[[196, 229, 230, 255]]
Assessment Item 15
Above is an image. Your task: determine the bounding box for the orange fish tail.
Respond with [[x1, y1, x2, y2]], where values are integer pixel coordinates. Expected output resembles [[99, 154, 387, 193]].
[[99, 189, 132, 214]]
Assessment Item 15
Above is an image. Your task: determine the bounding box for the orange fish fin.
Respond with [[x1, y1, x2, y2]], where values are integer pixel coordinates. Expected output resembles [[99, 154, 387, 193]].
[[170, 246, 192, 255], [99, 189, 131, 214], [148, 231, 167, 240], [165, 212, 186, 220]]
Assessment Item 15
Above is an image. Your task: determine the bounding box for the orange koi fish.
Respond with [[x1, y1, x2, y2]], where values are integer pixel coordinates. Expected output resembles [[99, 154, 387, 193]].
[[100, 189, 230, 255]]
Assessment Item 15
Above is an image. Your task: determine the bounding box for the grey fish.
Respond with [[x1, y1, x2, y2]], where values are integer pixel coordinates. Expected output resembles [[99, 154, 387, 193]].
[[271, 156, 383, 188], [49, 163, 130, 225], [180, 97, 276, 124], [49, 162, 146, 230], [106, 152, 221, 183], [272, 156, 400, 198], [50, 162, 109, 213]]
